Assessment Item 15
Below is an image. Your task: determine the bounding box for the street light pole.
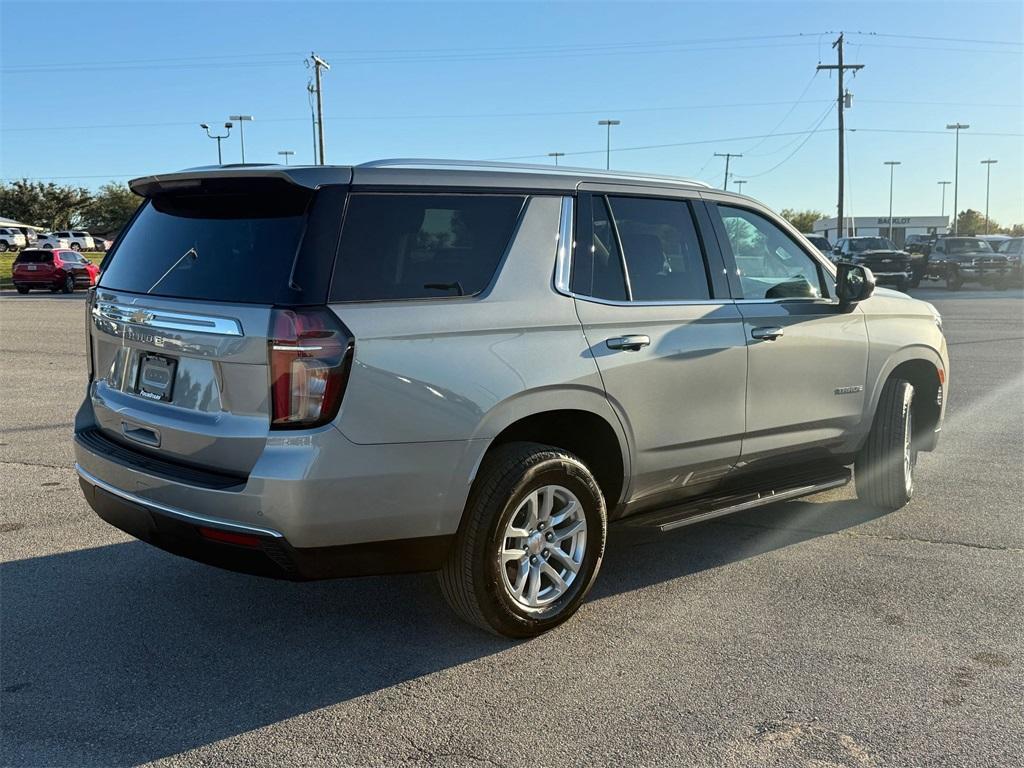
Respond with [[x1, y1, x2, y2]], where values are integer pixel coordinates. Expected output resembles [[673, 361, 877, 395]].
[[547, 152, 565, 166], [938, 181, 951, 219], [884, 161, 901, 239], [200, 122, 232, 165], [733, 180, 747, 195], [946, 123, 969, 234], [597, 120, 620, 170], [229, 115, 254, 163], [278, 150, 295, 166], [980, 159, 997, 235]]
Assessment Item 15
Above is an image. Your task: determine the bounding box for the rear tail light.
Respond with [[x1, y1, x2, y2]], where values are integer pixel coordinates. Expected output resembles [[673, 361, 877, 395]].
[[52, 254, 64, 268], [269, 307, 354, 430]]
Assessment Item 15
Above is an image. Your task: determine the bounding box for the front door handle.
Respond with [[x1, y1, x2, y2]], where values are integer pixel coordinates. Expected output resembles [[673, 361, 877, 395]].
[[751, 326, 785, 341], [606, 335, 651, 351]]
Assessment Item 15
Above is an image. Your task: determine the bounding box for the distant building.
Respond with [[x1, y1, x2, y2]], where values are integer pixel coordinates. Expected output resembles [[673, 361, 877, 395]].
[[813, 215, 949, 247]]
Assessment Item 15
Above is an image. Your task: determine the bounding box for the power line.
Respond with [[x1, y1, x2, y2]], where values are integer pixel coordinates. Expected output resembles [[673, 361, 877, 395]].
[[737, 102, 836, 179], [848, 31, 1023, 46]]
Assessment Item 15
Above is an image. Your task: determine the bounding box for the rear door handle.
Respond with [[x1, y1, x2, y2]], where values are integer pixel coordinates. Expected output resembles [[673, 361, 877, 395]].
[[606, 335, 651, 351], [750, 326, 785, 341]]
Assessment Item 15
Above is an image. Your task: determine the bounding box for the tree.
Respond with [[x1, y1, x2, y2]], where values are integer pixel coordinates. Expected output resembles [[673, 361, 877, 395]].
[[780, 208, 825, 233], [0, 179, 91, 230], [952, 209, 989, 235], [82, 182, 140, 234]]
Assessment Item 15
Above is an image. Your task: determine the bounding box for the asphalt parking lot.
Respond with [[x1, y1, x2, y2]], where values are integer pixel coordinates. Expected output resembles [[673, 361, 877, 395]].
[[1, 286, 1022, 768]]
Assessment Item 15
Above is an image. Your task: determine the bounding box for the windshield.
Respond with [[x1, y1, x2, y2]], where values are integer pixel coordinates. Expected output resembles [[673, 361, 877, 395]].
[[849, 238, 895, 252], [945, 239, 993, 254], [997, 240, 1022, 255]]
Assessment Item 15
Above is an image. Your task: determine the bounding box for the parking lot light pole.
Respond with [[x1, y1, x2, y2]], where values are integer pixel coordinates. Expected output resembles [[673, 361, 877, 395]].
[[229, 115, 254, 163], [597, 120, 620, 170], [980, 159, 997, 235], [547, 152, 565, 166], [199, 122, 232, 165], [938, 181, 952, 219], [884, 161, 901, 239], [733, 180, 747, 195], [946, 123, 969, 234], [278, 150, 295, 165]]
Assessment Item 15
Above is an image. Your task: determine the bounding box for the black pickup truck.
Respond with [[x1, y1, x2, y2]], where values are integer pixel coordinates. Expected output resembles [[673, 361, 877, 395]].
[[924, 237, 1011, 290], [832, 237, 915, 292]]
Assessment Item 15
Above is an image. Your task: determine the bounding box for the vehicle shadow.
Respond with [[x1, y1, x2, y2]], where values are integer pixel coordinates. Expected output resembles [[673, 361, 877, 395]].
[[1, 495, 888, 766]]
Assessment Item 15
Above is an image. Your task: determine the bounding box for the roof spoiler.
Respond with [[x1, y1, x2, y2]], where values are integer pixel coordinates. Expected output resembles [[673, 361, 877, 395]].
[[129, 166, 352, 197]]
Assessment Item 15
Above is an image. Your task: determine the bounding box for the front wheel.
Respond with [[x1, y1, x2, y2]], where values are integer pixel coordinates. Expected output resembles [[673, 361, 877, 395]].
[[946, 269, 962, 291], [855, 379, 916, 511], [61, 274, 75, 294], [0, 242, 8, 253], [70, 243, 81, 251], [438, 442, 607, 638]]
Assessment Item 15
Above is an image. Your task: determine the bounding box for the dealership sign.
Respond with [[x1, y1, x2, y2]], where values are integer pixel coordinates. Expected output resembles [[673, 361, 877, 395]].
[[877, 217, 911, 225]]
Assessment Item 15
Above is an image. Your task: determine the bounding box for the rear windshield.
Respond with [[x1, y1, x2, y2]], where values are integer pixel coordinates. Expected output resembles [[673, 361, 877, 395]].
[[945, 238, 993, 254], [15, 250, 54, 264], [329, 193, 525, 302], [98, 178, 313, 303], [848, 238, 894, 252]]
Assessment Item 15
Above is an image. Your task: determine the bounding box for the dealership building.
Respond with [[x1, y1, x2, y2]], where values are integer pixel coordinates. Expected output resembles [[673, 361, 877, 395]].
[[812, 215, 949, 247]]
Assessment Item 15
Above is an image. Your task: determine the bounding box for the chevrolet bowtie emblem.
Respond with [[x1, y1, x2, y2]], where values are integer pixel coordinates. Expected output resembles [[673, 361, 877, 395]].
[[130, 310, 154, 324]]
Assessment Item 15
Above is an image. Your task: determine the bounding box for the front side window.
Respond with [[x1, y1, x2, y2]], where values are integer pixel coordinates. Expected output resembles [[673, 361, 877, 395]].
[[330, 194, 525, 302], [607, 196, 710, 301], [717, 205, 824, 300]]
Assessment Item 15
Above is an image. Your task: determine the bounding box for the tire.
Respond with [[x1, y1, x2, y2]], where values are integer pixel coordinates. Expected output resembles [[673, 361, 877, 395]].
[[946, 270, 962, 291], [70, 243, 81, 251], [15, 285, 29, 294], [855, 379, 917, 511], [896, 278, 910, 293], [0, 242, 8, 253], [438, 441, 607, 638], [910, 274, 922, 289], [61, 274, 74, 294]]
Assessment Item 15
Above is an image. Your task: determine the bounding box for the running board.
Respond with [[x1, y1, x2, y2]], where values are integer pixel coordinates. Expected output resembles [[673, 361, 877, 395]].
[[621, 469, 851, 532]]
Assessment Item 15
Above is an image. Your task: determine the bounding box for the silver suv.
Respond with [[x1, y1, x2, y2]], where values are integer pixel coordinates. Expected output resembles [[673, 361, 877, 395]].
[[75, 160, 949, 637]]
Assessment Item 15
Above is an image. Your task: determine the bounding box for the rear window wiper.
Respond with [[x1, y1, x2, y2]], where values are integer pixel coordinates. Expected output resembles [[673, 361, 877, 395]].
[[147, 247, 198, 294]]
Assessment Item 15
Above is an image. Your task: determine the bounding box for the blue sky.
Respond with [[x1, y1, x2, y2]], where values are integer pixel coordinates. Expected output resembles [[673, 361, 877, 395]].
[[2, 1, 1022, 224]]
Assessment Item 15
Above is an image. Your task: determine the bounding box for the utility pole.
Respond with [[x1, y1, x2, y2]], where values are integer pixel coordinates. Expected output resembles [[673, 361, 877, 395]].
[[946, 123, 969, 234], [278, 150, 295, 165], [309, 53, 330, 165], [714, 152, 742, 190], [306, 82, 319, 164], [884, 161, 901, 239], [938, 180, 951, 219], [817, 33, 863, 238], [980, 159, 997, 235], [547, 152, 565, 166], [733, 180, 747, 195], [597, 120, 620, 170]]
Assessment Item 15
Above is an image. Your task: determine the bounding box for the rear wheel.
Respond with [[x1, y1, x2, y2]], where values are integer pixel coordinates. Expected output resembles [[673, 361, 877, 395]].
[[15, 285, 29, 294], [61, 274, 75, 294], [438, 442, 607, 638], [0, 242, 8, 253], [70, 243, 81, 251], [855, 379, 916, 511]]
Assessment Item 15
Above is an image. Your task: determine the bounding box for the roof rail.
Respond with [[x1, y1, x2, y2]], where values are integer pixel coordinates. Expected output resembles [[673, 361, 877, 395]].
[[358, 158, 711, 188]]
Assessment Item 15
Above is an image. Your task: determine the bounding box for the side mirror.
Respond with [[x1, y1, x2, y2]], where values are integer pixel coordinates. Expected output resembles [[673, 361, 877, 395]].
[[836, 262, 875, 306]]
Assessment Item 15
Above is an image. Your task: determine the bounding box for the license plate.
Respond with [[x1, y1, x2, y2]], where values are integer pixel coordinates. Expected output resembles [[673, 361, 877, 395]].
[[136, 354, 177, 402], [26, 265, 37, 271]]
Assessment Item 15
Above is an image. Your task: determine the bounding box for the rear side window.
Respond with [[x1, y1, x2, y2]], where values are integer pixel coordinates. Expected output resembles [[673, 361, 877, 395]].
[[329, 194, 525, 302], [607, 196, 710, 301], [15, 250, 53, 264], [98, 178, 313, 303]]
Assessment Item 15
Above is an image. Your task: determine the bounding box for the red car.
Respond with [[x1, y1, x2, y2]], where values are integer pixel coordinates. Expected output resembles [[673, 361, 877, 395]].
[[11, 248, 100, 294]]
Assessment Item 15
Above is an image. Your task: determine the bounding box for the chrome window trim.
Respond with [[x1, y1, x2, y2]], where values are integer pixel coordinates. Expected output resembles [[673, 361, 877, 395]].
[[554, 195, 574, 294], [565, 295, 733, 308], [93, 301, 243, 336], [75, 464, 283, 538]]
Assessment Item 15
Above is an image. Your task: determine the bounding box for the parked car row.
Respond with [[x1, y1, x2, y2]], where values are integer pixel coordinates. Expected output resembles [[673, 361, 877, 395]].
[[800, 232, 1022, 291], [0, 228, 112, 252], [10, 248, 101, 293]]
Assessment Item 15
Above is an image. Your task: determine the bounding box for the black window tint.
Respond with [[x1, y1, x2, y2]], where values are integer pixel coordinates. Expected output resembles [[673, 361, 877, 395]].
[[717, 205, 824, 300], [571, 196, 628, 301], [15, 250, 53, 264], [607, 196, 710, 301], [98, 178, 313, 303], [330, 194, 524, 302]]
